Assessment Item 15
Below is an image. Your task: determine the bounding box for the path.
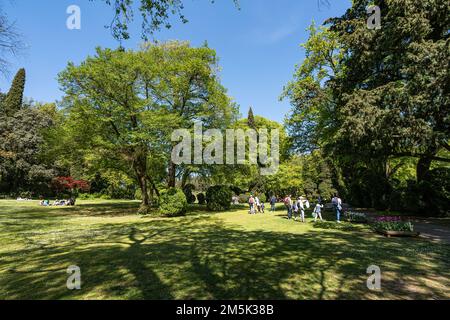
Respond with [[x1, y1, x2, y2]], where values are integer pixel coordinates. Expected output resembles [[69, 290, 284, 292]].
[[413, 221, 450, 244]]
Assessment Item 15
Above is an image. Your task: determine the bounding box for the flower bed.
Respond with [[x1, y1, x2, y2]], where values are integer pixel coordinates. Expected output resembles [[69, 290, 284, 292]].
[[344, 211, 368, 223], [372, 216, 420, 238]]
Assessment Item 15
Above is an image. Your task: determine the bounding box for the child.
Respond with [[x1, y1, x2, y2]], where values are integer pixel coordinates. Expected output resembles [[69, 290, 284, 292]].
[[260, 202, 265, 213], [292, 201, 299, 221], [313, 203, 324, 222]]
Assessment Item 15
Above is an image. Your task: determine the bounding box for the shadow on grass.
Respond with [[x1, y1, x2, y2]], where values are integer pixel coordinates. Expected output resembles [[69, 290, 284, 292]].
[[1, 209, 449, 300]]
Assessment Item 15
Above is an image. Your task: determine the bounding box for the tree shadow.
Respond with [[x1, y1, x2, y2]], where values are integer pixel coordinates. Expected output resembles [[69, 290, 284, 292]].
[[1, 209, 449, 300]]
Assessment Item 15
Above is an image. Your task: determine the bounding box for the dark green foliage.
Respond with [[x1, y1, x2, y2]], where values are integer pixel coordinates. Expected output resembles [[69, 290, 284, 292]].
[[419, 168, 450, 216], [2, 68, 25, 116], [159, 188, 187, 217], [229, 185, 243, 196], [284, 1, 449, 213], [206, 185, 232, 211], [182, 184, 196, 204], [0, 103, 56, 196], [247, 107, 256, 129], [197, 192, 206, 205]]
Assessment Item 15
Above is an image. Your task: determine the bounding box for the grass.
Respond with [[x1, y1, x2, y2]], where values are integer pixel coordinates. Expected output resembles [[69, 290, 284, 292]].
[[0, 200, 449, 300]]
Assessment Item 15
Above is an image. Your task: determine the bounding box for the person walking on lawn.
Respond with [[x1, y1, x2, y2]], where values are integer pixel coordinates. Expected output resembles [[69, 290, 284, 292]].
[[332, 193, 342, 223], [270, 195, 277, 212], [284, 195, 293, 220]]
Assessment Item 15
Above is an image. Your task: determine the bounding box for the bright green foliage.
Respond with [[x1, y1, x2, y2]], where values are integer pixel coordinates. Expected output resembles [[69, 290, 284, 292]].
[[158, 188, 187, 216], [265, 152, 336, 199], [206, 185, 232, 211], [57, 41, 237, 206]]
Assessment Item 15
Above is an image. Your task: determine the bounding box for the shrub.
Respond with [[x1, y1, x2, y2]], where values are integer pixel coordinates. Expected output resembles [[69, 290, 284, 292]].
[[206, 185, 232, 211], [344, 211, 368, 223], [372, 217, 414, 232], [197, 193, 206, 205], [182, 184, 196, 204], [18, 191, 33, 199], [159, 188, 188, 217]]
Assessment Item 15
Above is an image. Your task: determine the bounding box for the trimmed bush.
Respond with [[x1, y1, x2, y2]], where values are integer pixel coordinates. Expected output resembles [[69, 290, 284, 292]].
[[183, 184, 196, 204], [197, 193, 206, 205], [159, 188, 188, 217], [206, 185, 233, 211]]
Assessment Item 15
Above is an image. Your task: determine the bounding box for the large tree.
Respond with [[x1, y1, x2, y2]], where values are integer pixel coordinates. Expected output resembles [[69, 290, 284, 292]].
[[2, 68, 25, 115], [94, 0, 239, 41], [0, 101, 56, 195], [329, 0, 449, 182], [58, 41, 237, 208], [284, 0, 449, 209]]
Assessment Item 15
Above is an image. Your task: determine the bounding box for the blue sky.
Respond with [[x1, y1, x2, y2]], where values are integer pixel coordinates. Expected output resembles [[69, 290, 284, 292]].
[[0, 0, 351, 122]]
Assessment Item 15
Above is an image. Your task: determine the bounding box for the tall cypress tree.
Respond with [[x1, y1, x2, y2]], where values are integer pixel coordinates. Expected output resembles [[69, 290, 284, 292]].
[[3, 68, 25, 115], [247, 107, 256, 129]]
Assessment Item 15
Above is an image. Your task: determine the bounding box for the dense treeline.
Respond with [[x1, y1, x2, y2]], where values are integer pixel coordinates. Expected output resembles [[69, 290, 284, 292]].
[[283, 0, 449, 214], [0, 0, 448, 215]]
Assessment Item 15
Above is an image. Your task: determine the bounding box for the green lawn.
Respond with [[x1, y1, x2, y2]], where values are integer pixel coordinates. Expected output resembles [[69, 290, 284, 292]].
[[0, 200, 449, 300]]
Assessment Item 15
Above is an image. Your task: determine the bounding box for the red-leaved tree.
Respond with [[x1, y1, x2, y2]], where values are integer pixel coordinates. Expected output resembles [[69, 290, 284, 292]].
[[51, 177, 90, 197]]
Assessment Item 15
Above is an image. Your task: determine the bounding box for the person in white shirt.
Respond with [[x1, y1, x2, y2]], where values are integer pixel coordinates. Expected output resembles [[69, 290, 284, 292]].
[[313, 203, 324, 222], [255, 196, 261, 213], [332, 194, 343, 223], [297, 197, 306, 223]]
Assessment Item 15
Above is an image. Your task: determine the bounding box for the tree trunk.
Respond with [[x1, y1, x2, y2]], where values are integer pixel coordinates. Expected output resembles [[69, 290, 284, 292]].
[[132, 147, 149, 206], [168, 160, 176, 188], [417, 156, 433, 183], [138, 174, 150, 206], [181, 169, 190, 188], [417, 145, 438, 183]]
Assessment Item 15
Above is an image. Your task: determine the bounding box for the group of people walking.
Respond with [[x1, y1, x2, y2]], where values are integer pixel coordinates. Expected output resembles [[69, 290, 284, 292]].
[[283, 195, 318, 222], [247, 192, 343, 223]]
